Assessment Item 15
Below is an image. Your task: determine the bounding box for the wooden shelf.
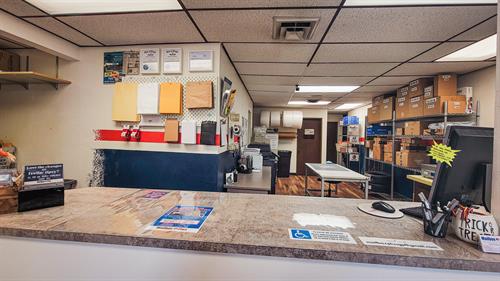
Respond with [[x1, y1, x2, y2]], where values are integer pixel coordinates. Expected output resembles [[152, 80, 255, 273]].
[[0, 71, 71, 90]]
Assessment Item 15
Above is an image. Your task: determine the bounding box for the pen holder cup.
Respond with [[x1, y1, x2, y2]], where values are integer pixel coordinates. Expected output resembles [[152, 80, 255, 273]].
[[423, 209, 450, 238]]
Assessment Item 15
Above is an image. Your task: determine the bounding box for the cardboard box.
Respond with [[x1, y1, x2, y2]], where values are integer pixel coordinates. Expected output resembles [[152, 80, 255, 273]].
[[434, 74, 457, 97], [409, 78, 433, 98], [367, 106, 380, 123], [423, 85, 434, 99], [396, 151, 429, 168], [384, 152, 393, 163], [408, 96, 424, 118], [396, 127, 404, 136], [457, 87, 473, 114], [373, 144, 384, 160], [372, 95, 384, 106], [379, 97, 394, 121], [423, 96, 466, 116], [404, 121, 430, 136], [397, 86, 409, 98], [384, 141, 401, 152], [0, 187, 18, 215], [395, 96, 410, 120]]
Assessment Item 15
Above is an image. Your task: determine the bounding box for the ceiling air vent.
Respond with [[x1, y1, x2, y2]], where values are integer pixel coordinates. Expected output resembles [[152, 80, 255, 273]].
[[272, 17, 320, 41]]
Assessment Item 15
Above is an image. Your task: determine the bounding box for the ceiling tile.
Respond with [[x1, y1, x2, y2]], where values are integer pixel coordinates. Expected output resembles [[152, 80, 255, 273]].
[[451, 16, 497, 41], [411, 42, 476, 62], [26, 17, 101, 46], [58, 12, 203, 45], [367, 76, 429, 86], [313, 43, 436, 63], [236, 62, 306, 75], [299, 76, 375, 85], [325, 6, 497, 42], [250, 91, 292, 97], [225, 43, 316, 63], [293, 92, 346, 98], [183, 0, 342, 8], [0, 37, 26, 48], [386, 61, 496, 76], [335, 96, 373, 102], [353, 85, 399, 93], [242, 75, 301, 85], [0, 0, 45, 16], [191, 9, 336, 43], [348, 92, 386, 98], [304, 63, 399, 76], [248, 85, 295, 92]]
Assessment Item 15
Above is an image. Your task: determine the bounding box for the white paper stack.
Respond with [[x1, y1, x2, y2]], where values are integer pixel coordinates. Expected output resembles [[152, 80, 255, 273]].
[[137, 83, 159, 114], [181, 120, 197, 144]]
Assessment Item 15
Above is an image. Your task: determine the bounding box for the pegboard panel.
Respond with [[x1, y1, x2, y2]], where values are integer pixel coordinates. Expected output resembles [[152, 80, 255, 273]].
[[123, 74, 219, 123]]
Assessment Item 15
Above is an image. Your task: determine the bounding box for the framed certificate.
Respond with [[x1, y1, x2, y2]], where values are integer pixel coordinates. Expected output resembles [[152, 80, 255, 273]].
[[189, 50, 213, 72]]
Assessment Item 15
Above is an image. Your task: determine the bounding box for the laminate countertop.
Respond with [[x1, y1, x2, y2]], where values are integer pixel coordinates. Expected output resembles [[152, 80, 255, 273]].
[[0, 187, 499, 273]]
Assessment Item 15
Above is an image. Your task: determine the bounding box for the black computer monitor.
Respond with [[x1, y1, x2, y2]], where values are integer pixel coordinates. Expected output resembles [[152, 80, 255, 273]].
[[429, 126, 493, 211]]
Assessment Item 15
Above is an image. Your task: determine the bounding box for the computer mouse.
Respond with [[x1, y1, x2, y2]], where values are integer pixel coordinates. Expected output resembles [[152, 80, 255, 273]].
[[372, 201, 396, 213]]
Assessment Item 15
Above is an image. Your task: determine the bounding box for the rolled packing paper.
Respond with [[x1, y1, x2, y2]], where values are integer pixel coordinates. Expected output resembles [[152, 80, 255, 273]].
[[260, 111, 270, 127], [270, 111, 281, 127], [283, 111, 303, 129]]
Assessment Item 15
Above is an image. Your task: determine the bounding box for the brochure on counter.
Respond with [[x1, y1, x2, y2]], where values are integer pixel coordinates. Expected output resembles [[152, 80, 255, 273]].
[[149, 205, 213, 233]]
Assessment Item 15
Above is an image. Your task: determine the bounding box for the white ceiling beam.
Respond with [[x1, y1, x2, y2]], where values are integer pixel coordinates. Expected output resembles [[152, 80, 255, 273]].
[[0, 10, 80, 61]]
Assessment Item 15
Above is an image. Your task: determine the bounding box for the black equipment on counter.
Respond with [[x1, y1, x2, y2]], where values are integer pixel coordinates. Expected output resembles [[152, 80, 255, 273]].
[[18, 187, 64, 212], [200, 121, 217, 145]]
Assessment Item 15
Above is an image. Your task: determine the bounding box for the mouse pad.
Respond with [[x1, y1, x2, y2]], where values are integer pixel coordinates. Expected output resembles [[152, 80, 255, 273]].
[[358, 203, 404, 219]]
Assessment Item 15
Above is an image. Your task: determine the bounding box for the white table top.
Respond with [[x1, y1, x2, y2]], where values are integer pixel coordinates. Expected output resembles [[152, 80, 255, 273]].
[[306, 163, 369, 182], [225, 166, 272, 191]]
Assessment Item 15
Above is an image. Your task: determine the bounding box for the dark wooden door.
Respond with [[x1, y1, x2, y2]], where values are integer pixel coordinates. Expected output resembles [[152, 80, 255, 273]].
[[327, 122, 338, 163], [296, 118, 322, 175]]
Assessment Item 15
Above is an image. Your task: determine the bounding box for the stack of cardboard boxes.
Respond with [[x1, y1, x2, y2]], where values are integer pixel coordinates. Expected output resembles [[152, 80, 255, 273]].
[[372, 137, 387, 161], [0, 50, 20, 72], [368, 74, 467, 123], [383, 140, 400, 163], [395, 138, 429, 167], [423, 74, 466, 116], [368, 94, 394, 123]]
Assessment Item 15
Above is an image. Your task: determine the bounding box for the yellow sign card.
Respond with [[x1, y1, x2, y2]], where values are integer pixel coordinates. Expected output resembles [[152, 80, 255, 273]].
[[428, 141, 460, 167]]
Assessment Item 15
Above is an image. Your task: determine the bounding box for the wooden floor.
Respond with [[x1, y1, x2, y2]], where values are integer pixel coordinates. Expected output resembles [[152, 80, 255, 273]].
[[276, 175, 367, 199]]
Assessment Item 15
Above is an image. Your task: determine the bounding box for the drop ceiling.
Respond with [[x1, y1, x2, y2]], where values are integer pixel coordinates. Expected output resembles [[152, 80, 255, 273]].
[[0, 0, 497, 112]]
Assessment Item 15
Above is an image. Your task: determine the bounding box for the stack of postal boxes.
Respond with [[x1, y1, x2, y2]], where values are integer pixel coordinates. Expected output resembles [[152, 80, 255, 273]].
[[366, 73, 467, 168]]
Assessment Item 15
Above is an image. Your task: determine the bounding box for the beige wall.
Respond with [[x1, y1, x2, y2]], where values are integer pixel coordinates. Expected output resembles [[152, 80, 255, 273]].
[[253, 107, 328, 173], [458, 66, 496, 127], [492, 8, 500, 220], [219, 50, 253, 146], [0, 43, 251, 187], [348, 105, 371, 138]]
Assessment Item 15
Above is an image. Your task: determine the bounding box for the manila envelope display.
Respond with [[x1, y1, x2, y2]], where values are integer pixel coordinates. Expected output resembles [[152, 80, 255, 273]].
[[186, 81, 213, 109], [112, 82, 140, 122], [159, 82, 183, 114], [164, 119, 180, 142]]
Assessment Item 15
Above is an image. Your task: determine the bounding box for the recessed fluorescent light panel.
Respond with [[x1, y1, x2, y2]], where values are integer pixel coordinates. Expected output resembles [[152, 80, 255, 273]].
[[26, 0, 181, 14], [295, 86, 359, 93], [334, 103, 362, 110], [437, 34, 497, 62], [288, 101, 331, 105], [345, 0, 496, 6]]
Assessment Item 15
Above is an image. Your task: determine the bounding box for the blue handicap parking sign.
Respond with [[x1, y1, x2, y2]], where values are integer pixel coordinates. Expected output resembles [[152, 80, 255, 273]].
[[290, 229, 312, 240]]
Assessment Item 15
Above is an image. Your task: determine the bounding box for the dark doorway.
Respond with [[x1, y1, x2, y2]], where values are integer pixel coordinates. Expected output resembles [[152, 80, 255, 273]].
[[296, 118, 322, 175], [327, 122, 338, 163]]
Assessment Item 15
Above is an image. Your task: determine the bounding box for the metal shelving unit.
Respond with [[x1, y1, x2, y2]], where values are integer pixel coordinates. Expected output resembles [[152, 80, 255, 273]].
[[365, 101, 480, 200]]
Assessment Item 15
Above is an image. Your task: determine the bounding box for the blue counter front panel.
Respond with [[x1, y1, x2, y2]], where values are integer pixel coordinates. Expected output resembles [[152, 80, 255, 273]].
[[99, 149, 235, 192]]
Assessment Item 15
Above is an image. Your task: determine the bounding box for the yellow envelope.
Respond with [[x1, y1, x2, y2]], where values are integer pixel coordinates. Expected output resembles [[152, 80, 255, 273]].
[[112, 82, 140, 122], [159, 82, 183, 114]]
